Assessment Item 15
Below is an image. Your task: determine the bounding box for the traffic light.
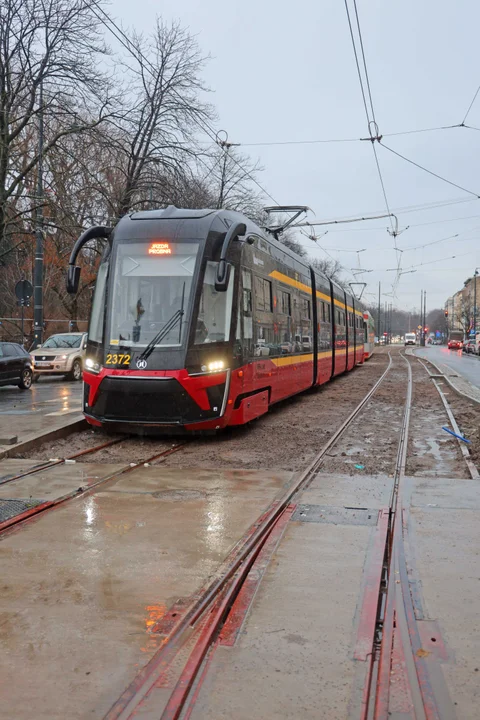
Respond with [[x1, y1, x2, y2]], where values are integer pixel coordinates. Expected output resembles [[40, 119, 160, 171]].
[[444, 310, 448, 317]]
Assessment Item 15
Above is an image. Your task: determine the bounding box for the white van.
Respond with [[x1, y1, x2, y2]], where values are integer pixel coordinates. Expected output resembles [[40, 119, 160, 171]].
[[404, 333, 416, 346]]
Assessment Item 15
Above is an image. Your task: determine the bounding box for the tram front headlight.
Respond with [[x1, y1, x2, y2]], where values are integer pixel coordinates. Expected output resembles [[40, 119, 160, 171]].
[[207, 360, 225, 372], [85, 357, 101, 374]]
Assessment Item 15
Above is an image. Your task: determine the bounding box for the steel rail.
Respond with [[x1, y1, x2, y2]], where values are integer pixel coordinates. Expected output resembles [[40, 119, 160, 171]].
[[0, 436, 126, 486], [367, 352, 453, 720], [104, 352, 395, 720], [0, 443, 187, 536], [415, 356, 479, 479]]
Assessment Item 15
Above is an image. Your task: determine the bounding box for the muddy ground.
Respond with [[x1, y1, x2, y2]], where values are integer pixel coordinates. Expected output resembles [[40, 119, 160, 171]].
[[414, 356, 480, 468], [15, 352, 390, 472], [13, 348, 476, 479]]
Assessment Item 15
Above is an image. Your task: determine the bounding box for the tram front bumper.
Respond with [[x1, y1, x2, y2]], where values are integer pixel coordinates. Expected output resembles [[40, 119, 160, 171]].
[[83, 369, 230, 429]]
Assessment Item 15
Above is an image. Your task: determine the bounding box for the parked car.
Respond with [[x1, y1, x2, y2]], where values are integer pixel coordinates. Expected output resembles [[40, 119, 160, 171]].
[[463, 339, 478, 355], [0, 342, 33, 389], [30, 332, 87, 381]]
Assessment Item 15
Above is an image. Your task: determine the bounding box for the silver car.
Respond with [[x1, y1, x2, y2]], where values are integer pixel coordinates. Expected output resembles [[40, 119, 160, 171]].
[[30, 332, 87, 381]]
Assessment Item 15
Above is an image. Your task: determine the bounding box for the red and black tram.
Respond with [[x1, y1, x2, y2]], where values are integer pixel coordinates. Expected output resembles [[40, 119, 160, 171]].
[[66, 207, 371, 433]]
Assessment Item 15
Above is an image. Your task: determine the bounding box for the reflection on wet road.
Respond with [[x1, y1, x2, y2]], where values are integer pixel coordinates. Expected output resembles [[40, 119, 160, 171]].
[[0, 378, 82, 443], [0, 466, 292, 719]]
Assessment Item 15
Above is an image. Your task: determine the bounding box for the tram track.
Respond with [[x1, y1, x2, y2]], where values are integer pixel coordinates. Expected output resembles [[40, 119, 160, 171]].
[[361, 351, 478, 720], [102, 353, 395, 720], [100, 349, 476, 720], [0, 441, 187, 535]]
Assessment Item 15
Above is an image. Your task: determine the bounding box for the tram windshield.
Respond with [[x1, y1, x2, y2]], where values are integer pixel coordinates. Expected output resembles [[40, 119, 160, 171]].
[[108, 240, 199, 347]]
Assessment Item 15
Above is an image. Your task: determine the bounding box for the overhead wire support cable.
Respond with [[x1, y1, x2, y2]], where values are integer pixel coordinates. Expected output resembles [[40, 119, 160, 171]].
[[461, 84, 480, 125], [380, 142, 480, 198]]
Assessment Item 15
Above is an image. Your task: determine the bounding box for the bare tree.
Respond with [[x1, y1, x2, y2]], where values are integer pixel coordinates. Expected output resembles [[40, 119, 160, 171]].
[[206, 144, 264, 217], [0, 0, 115, 252], [311, 257, 346, 285], [103, 20, 213, 218]]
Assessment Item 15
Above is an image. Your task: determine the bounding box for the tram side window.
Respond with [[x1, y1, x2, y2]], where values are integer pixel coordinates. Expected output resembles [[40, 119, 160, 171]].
[[280, 291, 291, 316], [89, 255, 109, 343], [242, 270, 253, 345], [301, 298, 310, 320], [195, 262, 235, 344], [254, 276, 272, 312]]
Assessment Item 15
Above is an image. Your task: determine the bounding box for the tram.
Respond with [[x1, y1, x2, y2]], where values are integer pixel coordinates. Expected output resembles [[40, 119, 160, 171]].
[[363, 311, 375, 359], [66, 207, 370, 433]]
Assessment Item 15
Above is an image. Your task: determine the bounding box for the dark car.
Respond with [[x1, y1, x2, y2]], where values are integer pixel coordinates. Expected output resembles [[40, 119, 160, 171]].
[[0, 342, 33, 389]]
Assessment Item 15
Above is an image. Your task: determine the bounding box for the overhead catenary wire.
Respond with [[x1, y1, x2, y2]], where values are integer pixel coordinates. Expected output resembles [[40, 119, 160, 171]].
[[343, 0, 399, 279], [385, 250, 473, 271], [238, 123, 463, 147]]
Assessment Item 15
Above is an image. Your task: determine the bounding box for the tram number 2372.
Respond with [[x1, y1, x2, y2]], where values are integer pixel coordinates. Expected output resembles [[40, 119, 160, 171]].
[[105, 354, 131, 366]]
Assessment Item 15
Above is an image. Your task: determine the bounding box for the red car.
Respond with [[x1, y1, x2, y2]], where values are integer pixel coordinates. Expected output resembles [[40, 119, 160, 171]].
[[447, 339, 463, 350]]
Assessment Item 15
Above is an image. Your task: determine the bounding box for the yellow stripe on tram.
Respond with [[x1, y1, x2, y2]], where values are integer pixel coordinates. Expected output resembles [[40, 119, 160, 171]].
[[268, 270, 363, 315]]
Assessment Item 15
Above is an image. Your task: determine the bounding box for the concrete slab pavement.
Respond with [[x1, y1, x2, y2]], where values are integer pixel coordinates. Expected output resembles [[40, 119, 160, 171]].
[[0, 465, 293, 720]]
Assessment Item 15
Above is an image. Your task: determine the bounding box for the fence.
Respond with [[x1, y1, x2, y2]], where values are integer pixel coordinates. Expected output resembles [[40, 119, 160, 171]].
[[0, 318, 89, 349]]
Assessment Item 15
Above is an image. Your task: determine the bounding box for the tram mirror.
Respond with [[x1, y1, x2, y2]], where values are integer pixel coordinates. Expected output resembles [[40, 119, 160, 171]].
[[67, 265, 81, 294], [214, 260, 231, 292]]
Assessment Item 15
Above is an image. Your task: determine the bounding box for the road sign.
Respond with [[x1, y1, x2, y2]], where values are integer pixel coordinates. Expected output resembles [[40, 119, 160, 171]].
[[436, 331, 441, 337], [15, 279, 33, 303], [417, 325, 422, 330]]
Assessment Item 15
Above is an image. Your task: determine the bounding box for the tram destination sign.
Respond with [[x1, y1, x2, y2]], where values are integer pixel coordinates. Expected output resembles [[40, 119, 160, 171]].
[[148, 241, 172, 255]]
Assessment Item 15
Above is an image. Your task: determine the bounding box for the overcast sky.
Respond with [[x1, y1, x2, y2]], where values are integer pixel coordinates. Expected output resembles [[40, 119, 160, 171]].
[[114, 0, 480, 311]]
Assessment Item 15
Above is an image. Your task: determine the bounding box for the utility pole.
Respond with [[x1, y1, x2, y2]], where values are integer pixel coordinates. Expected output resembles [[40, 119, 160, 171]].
[[424, 290, 427, 343], [216, 130, 240, 209], [377, 282, 381, 340], [474, 270, 479, 337], [420, 290, 424, 346], [33, 81, 44, 349]]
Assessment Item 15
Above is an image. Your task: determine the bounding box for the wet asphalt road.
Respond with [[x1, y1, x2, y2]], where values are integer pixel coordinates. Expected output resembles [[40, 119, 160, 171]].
[[0, 377, 83, 442], [0, 376, 82, 414], [414, 344, 480, 390]]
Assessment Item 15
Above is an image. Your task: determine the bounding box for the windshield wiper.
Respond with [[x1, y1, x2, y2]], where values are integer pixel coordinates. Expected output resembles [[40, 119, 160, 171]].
[[138, 309, 184, 361], [137, 282, 187, 361]]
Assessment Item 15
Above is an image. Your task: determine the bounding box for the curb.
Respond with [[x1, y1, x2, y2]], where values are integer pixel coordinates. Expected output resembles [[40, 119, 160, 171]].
[[411, 351, 480, 406], [0, 416, 87, 460]]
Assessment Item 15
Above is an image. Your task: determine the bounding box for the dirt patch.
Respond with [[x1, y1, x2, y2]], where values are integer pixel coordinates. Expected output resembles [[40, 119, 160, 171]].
[[318, 354, 406, 476], [13, 429, 174, 465], [11, 352, 391, 472], [162, 352, 391, 473], [407, 357, 467, 478], [13, 428, 119, 461]]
